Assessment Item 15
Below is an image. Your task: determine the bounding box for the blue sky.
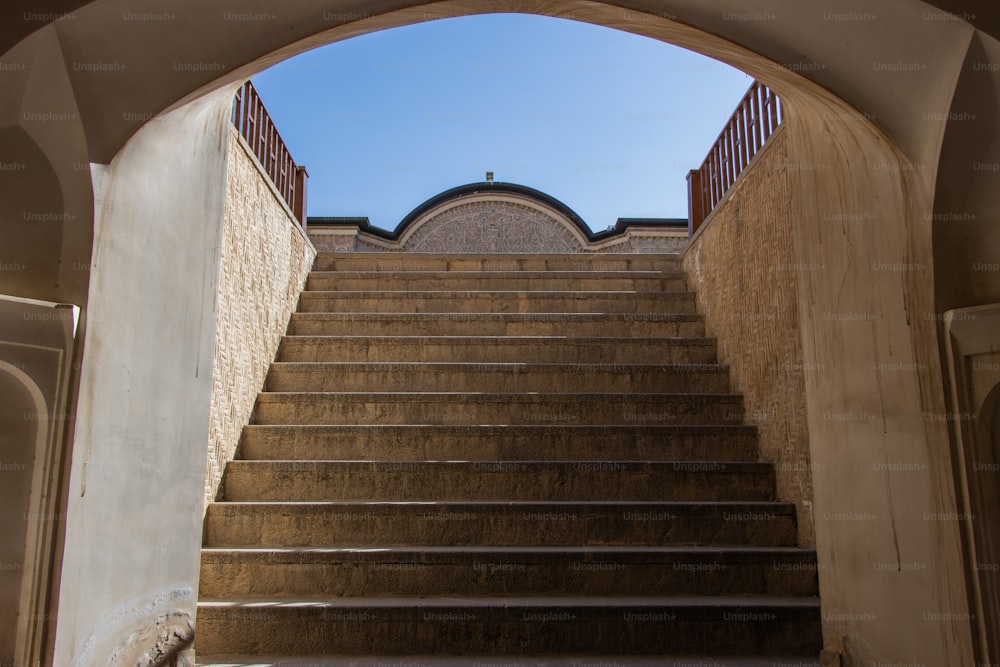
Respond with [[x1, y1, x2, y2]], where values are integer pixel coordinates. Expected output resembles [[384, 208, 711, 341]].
[[252, 13, 752, 232]]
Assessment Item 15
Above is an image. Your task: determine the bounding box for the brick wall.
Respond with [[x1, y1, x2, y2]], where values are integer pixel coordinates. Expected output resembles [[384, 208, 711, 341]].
[[205, 129, 316, 507], [682, 127, 816, 547]]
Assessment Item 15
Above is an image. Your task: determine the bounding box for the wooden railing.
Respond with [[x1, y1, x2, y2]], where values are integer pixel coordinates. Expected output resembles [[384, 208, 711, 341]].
[[687, 80, 783, 235], [232, 80, 308, 225]]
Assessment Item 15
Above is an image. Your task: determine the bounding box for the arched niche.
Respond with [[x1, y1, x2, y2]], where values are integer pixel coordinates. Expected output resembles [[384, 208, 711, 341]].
[[944, 304, 1000, 660], [0, 363, 49, 667]]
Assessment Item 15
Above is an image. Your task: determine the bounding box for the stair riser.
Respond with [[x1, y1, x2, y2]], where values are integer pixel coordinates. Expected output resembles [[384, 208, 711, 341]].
[[288, 315, 706, 337], [277, 341, 716, 364], [265, 366, 732, 394], [265, 365, 730, 393], [203, 505, 798, 548], [220, 464, 776, 502], [297, 293, 697, 314], [252, 396, 745, 426], [195, 604, 821, 656], [307, 275, 688, 292], [312, 255, 682, 272], [238, 426, 760, 462], [199, 558, 819, 598]]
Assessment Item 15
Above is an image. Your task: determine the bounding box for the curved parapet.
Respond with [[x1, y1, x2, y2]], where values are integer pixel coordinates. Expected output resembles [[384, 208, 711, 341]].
[[307, 181, 688, 253]]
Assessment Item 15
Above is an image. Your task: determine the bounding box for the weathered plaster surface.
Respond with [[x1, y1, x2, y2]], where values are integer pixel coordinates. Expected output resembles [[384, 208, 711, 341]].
[[52, 88, 235, 667]]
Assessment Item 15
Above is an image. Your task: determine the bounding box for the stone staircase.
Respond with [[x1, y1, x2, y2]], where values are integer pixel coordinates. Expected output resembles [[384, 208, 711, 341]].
[[196, 253, 822, 664]]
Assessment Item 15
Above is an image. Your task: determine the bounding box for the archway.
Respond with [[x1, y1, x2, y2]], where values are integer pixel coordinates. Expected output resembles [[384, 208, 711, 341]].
[[1, 2, 991, 666]]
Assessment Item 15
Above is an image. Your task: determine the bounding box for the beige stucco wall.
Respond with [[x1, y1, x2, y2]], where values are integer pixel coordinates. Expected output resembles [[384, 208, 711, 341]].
[[53, 89, 236, 667], [682, 128, 815, 548], [205, 129, 315, 506]]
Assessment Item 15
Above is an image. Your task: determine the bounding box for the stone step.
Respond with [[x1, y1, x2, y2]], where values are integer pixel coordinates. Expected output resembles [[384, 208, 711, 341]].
[[296, 291, 697, 314], [288, 312, 706, 337], [219, 461, 776, 502], [306, 271, 688, 292], [265, 362, 731, 393], [251, 392, 745, 426], [276, 336, 717, 364], [202, 501, 799, 548], [311, 253, 682, 272], [195, 596, 822, 656], [196, 656, 821, 667], [198, 546, 820, 599], [238, 425, 761, 462]]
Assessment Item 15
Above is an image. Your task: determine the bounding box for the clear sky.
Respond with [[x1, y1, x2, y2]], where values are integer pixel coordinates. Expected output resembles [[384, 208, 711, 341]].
[[252, 13, 752, 233]]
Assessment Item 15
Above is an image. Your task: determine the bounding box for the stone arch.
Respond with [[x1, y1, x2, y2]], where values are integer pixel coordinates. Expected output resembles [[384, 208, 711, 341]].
[[1, 3, 990, 666]]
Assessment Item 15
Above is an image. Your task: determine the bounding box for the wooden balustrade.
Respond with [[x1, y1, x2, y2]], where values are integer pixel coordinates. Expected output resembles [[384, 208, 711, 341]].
[[687, 80, 783, 236], [232, 81, 308, 225]]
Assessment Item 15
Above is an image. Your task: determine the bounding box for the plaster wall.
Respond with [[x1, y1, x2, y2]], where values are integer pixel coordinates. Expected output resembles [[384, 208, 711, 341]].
[[682, 93, 975, 663], [51, 88, 236, 667], [779, 90, 972, 665]]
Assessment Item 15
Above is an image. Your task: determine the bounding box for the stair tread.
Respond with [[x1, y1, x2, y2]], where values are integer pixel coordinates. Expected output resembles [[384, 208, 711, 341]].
[[309, 269, 687, 280], [291, 312, 703, 319], [199, 594, 820, 607], [280, 335, 714, 342], [312, 252, 682, 258], [225, 460, 771, 469], [282, 334, 716, 347], [254, 391, 742, 398], [302, 290, 690, 295], [242, 424, 757, 431], [271, 361, 725, 366], [227, 458, 765, 463], [309, 270, 686, 277], [196, 656, 817, 667], [269, 362, 728, 375], [209, 500, 794, 508], [202, 545, 816, 556]]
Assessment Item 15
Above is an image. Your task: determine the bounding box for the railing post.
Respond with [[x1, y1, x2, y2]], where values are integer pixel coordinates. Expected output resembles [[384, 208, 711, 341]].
[[294, 166, 309, 229], [687, 169, 704, 237]]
